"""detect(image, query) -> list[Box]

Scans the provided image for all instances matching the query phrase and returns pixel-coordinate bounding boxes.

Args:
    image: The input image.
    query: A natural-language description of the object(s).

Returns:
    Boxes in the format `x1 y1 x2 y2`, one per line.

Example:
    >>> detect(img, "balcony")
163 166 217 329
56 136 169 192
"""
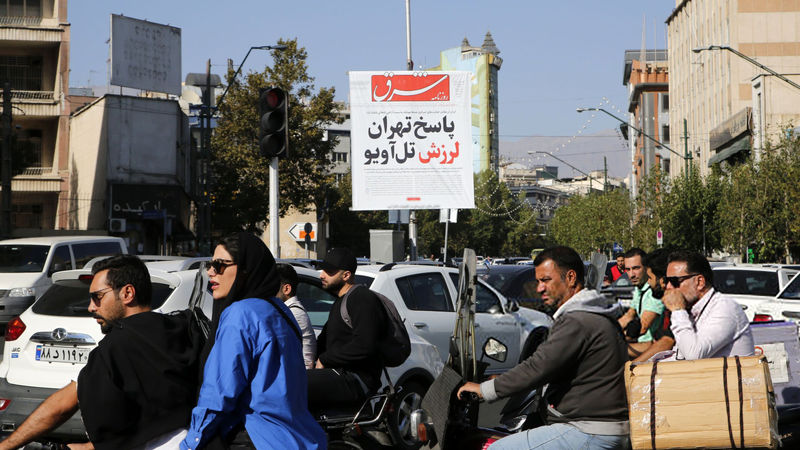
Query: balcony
0 89 59 116
6 166 61 192
0 15 63 42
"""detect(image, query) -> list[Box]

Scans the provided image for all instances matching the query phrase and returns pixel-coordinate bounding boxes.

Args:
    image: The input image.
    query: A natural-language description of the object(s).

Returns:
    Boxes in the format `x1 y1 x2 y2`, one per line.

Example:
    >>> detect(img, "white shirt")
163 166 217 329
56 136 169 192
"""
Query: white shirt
670 287 755 360
285 296 317 369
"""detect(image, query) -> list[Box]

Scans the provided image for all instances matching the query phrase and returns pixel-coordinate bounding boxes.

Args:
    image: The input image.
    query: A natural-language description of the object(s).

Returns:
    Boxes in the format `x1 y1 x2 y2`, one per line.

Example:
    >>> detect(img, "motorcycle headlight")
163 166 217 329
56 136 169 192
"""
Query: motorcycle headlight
8 287 35 297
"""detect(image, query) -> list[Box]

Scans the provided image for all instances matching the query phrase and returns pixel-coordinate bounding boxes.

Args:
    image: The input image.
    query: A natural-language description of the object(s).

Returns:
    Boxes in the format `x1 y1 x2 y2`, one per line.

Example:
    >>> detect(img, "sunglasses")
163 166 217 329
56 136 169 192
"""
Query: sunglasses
206 259 236 274
89 287 114 305
665 273 700 287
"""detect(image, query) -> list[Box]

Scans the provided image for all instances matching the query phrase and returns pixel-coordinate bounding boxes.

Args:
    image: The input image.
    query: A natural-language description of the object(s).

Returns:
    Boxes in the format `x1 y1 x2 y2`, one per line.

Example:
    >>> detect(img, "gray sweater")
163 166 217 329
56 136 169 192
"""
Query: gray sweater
480 288 629 435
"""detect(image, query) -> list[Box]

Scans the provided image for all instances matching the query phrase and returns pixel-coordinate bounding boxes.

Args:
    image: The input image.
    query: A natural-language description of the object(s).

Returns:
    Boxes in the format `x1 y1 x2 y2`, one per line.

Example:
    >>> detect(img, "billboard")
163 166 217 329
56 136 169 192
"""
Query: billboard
349 71 474 211
110 14 181 95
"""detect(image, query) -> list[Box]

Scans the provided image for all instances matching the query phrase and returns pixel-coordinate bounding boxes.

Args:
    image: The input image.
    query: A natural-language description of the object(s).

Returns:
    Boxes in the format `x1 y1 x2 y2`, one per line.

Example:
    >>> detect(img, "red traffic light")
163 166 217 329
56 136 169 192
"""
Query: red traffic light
257 87 288 158
260 88 285 112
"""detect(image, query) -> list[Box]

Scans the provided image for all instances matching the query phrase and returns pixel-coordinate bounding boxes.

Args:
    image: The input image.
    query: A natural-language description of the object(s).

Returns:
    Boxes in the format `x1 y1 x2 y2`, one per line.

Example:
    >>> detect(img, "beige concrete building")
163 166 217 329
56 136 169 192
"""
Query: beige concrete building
667 0 800 176
0 0 70 233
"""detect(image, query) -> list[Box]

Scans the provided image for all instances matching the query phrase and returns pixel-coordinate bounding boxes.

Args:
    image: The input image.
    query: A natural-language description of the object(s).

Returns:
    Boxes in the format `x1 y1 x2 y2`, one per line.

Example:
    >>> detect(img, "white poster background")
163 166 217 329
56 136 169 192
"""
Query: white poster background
349 71 474 211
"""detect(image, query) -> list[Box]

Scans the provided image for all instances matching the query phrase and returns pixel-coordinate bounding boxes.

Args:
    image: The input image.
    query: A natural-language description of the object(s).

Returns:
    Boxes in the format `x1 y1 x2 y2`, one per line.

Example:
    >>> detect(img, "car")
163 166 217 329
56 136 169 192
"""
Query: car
277 258 323 270
0 236 128 325
0 265 211 441
292 266 443 449
752 273 800 324
476 265 551 314
712 265 799 321
352 264 553 375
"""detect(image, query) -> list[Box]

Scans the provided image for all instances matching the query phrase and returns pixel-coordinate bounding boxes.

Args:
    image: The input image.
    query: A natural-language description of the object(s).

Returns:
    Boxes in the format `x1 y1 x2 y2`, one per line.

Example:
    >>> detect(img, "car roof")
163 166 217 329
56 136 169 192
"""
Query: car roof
0 236 124 245
713 265 792 273
51 267 189 288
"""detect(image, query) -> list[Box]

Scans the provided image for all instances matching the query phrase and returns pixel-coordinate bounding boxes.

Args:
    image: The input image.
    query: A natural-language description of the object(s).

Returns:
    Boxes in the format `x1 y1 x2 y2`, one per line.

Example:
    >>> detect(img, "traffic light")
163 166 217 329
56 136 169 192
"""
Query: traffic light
258 87 288 158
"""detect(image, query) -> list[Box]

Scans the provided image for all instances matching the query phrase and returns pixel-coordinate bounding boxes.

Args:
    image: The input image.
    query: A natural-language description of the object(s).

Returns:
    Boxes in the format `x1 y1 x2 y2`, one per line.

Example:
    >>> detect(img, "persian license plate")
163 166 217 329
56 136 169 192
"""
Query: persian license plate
35 345 90 364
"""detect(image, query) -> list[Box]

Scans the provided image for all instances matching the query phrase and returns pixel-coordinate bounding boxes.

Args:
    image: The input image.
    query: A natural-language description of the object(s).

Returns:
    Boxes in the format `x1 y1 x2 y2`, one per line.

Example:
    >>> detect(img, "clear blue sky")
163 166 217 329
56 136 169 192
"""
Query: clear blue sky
68 1 675 139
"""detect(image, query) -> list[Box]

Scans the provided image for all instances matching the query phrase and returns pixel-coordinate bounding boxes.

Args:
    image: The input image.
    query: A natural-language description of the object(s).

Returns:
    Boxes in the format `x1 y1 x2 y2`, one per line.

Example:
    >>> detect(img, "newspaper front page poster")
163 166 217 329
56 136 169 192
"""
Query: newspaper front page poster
349 71 475 211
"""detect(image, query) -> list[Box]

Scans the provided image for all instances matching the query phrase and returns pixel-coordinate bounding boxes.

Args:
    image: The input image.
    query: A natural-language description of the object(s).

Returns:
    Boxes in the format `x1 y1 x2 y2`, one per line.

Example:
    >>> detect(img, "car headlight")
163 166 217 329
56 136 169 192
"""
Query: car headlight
8 287 35 297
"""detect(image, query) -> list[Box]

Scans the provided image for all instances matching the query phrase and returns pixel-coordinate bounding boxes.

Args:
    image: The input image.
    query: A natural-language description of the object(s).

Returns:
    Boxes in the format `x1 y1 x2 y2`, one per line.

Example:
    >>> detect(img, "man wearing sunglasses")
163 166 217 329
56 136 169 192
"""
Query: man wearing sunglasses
0 255 203 450
660 250 754 360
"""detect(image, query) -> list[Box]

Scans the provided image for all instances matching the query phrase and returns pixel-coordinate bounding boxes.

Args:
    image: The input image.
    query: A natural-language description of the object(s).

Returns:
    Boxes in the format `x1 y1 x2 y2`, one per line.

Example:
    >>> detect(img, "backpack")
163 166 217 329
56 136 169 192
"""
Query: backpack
340 286 412 367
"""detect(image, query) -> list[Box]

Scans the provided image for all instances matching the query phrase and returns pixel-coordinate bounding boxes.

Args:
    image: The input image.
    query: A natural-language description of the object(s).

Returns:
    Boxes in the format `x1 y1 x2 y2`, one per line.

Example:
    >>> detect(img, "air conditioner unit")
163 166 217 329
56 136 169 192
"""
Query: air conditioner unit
109 218 126 233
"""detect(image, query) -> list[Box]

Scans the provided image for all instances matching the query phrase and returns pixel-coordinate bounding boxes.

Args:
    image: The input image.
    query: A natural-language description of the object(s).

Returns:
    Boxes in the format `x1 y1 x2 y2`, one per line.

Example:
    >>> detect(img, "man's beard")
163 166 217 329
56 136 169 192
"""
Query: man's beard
324 278 346 295
93 313 118 334
651 282 665 299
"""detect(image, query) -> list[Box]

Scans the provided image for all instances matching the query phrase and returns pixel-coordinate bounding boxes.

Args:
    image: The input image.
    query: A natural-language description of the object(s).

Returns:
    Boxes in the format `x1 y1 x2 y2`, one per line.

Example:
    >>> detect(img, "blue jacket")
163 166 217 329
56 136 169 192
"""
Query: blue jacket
181 298 326 450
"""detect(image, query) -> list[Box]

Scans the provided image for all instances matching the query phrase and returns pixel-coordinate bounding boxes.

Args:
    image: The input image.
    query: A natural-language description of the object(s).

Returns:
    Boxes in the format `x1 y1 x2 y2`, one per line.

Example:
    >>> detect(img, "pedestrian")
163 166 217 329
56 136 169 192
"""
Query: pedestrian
308 247 387 409
457 246 629 449
275 263 317 369
660 250 754 360
632 248 676 362
180 233 325 449
617 248 664 358
0 255 205 450
606 253 626 282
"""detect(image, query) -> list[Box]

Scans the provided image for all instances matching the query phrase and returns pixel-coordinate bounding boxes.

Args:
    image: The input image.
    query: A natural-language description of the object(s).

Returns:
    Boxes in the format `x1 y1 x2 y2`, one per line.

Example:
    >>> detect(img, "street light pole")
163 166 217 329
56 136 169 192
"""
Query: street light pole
693 45 800 92
527 150 600 193
216 44 288 107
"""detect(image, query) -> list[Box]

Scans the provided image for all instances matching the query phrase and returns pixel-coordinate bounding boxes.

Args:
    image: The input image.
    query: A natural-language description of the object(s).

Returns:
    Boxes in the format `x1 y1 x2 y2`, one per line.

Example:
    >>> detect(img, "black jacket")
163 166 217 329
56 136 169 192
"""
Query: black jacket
77 311 205 450
317 284 387 391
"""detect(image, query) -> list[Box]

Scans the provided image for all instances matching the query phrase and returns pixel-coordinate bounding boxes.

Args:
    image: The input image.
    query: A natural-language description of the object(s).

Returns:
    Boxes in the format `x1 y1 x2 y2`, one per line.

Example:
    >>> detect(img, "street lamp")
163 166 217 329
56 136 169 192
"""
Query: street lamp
692 45 800 92
216 44 288 107
576 106 692 176
527 150 600 192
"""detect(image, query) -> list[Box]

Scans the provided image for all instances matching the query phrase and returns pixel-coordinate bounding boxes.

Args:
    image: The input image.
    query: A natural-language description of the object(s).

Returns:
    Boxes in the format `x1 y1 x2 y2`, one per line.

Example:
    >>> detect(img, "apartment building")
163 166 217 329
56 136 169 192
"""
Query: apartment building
0 0 69 232
667 0 800 176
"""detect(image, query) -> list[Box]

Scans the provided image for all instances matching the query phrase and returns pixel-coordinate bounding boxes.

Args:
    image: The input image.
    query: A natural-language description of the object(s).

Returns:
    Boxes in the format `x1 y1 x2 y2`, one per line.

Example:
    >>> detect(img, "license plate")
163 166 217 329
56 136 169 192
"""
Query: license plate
35 345 90 364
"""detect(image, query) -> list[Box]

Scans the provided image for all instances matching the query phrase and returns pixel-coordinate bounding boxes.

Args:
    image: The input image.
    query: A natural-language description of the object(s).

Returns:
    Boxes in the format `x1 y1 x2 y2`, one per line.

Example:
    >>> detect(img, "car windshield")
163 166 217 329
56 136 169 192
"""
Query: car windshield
479 269 537 299
0 244 49 273
713 270 779 297
32 282 175 317
779 274 800 300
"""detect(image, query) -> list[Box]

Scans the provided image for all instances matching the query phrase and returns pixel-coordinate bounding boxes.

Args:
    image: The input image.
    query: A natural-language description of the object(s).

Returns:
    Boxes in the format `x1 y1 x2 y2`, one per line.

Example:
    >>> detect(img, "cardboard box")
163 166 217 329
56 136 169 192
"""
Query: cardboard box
625 356 779 449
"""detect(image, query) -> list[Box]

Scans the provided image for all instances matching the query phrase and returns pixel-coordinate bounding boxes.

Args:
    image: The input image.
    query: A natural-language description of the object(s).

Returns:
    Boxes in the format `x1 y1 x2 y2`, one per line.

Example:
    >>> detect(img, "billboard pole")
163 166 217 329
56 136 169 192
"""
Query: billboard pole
405 0 418 261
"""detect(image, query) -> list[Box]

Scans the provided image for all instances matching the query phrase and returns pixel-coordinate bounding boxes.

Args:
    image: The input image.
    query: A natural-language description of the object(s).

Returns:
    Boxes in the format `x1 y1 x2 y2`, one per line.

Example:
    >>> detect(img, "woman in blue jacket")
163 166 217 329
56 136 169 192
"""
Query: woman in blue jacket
181 233 326 449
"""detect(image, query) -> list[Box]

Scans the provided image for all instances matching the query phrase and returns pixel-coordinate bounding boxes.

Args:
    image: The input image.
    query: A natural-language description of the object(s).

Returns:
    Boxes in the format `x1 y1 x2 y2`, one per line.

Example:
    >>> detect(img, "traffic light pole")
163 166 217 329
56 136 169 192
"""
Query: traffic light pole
405 0 418 262
269 156 279 257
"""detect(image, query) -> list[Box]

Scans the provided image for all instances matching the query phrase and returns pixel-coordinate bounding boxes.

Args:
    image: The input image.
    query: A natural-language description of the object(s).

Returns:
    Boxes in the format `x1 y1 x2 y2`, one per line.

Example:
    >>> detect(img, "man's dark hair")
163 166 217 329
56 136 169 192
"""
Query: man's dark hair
276 263 298 296
667 250 713 285
623 247 647 262
644 248 671 279
534 246 585 286
91 254 152 307
614 252 624 260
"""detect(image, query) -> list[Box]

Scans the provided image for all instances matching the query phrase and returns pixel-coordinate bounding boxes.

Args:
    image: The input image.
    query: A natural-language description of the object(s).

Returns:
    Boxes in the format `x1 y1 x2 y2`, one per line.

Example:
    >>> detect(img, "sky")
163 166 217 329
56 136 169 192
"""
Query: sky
68 1 677 176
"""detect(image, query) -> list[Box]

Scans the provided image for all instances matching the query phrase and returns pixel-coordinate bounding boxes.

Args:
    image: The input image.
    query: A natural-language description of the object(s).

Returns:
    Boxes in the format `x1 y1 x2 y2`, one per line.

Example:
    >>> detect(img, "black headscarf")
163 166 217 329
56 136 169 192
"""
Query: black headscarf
199 232 281 371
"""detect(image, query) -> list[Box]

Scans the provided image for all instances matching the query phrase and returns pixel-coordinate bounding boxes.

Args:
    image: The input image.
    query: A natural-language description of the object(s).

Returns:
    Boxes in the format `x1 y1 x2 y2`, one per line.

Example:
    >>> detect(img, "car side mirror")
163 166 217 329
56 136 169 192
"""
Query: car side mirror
508 299 520 312
483 337 508 362
487 304 502 315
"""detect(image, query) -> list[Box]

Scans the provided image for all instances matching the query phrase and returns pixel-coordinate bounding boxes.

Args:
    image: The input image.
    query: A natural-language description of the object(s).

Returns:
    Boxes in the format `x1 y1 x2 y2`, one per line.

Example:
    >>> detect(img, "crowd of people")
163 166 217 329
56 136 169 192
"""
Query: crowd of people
0 238 756 450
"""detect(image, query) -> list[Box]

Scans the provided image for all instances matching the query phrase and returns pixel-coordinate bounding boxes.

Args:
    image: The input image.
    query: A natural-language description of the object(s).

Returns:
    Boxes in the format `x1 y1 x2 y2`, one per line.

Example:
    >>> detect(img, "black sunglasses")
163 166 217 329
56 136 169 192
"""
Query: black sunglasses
89 287 114 305
206 259 236 274
665 273 700 287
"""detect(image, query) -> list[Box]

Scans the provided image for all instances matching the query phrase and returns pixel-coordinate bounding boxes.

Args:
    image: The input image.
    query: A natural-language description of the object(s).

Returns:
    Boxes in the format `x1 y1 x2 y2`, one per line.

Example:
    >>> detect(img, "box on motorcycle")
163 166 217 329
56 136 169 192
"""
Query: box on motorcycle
625 356 779 449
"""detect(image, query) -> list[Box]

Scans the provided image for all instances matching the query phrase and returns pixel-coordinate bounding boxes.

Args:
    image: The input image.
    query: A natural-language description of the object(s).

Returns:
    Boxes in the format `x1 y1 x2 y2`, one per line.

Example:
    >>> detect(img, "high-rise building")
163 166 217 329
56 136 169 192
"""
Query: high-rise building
667 0 800 176
429 32 502 173
623 49 669 196
0 0 70 231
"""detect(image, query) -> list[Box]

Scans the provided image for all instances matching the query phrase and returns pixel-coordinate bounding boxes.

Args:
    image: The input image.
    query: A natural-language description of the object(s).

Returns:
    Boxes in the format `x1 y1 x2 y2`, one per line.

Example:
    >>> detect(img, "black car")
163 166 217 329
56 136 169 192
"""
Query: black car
477 265 554 315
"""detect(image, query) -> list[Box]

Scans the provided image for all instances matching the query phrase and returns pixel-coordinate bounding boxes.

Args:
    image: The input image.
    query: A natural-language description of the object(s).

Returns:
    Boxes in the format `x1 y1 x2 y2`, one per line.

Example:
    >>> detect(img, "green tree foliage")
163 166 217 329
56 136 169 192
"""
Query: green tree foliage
210 38 341 233
549 189 632 258
659 167 722 253
326 172 386 257
630 168 667 251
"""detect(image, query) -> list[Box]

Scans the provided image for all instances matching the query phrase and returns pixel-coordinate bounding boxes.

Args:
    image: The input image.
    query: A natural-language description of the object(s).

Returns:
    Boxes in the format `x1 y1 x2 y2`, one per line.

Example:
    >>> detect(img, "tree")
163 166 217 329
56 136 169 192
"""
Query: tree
548 189 632 258
210 38 341 233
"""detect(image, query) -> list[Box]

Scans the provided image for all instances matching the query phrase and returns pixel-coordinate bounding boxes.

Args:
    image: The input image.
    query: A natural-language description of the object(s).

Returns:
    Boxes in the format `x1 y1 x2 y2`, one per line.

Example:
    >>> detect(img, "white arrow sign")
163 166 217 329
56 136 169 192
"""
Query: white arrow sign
288 222 317 242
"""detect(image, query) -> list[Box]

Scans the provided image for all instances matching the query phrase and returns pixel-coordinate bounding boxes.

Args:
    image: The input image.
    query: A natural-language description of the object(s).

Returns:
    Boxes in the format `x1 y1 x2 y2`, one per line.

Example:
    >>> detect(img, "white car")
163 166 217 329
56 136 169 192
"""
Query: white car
752 273 800 324
352 264 553 375
0 267 211 440
712 265 798 321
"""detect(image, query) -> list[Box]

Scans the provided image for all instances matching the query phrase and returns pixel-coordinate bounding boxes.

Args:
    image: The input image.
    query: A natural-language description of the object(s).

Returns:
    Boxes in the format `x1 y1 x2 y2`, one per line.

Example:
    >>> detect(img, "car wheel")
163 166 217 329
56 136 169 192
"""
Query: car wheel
519 326 549 362
388 380 427 450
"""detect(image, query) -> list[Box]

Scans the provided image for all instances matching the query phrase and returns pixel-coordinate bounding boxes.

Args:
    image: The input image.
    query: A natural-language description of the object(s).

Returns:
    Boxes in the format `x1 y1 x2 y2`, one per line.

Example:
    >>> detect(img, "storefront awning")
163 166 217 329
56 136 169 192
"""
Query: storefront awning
708 135 750 167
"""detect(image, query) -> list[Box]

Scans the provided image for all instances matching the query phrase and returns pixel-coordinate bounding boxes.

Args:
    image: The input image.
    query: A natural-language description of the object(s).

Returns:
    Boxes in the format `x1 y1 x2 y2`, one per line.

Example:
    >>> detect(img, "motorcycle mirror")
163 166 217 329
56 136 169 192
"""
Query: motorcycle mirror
483 337 508 362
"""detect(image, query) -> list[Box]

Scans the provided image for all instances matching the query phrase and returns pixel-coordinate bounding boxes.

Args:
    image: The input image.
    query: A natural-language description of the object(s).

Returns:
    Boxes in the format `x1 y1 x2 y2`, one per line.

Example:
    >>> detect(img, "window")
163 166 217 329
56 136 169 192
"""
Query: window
661 93 669 111
713 270 779 297
449 273 503 313
32 282 174 317
16 129 42 167
1 0 41 17
296 276 338 327
71 242 125 269
662 124 670 144
48 245 73 275
0 55 42 91
396 273 453 311
332 152 348 163
0 244 48 273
